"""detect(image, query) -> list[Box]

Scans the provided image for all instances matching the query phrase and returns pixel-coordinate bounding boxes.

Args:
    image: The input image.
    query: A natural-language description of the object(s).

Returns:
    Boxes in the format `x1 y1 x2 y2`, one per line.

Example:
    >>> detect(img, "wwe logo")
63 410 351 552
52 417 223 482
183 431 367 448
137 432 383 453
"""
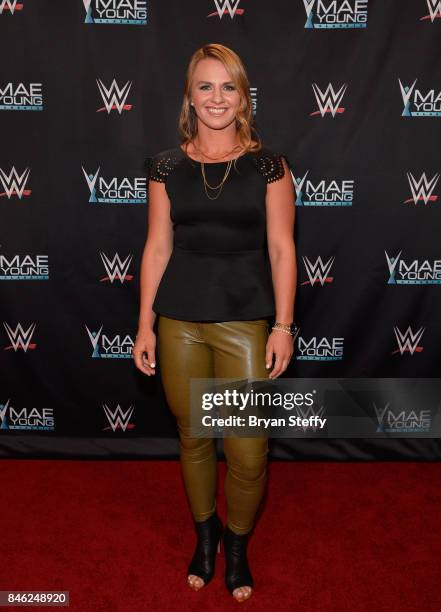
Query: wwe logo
421 0 441 21
311 82 347 117
0 167 31 199
0 0 23 14
392 326 425 355
103 403 135 432
406 172 439 205
100 252 134 283
301 255 335 286
96 78 133 114
208 0 244 18
3 322 37 351
296 404 326 432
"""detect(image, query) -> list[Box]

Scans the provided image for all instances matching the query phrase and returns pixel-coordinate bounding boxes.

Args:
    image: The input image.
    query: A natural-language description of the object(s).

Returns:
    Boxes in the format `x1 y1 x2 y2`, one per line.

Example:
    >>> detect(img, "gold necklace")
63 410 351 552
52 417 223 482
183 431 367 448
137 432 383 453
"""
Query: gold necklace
201 159 233 200
186 140 241 200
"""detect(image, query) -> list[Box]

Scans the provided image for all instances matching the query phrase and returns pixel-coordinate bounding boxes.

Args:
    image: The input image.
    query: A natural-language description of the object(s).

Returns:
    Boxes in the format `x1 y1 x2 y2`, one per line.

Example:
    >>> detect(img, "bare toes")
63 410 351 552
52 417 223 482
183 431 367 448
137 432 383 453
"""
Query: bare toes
233 586 252 600
188 574 204 590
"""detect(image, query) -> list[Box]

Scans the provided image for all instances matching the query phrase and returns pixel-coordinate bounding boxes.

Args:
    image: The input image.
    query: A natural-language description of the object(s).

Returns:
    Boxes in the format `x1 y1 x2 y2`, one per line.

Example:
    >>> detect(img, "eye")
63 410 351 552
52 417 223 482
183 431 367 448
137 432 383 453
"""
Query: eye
198 84 235 91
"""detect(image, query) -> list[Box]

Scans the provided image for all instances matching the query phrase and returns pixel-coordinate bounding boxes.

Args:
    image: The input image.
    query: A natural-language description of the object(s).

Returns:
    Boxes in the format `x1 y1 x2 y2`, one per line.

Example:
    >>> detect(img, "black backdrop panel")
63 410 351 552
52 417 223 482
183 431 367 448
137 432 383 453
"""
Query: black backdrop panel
1 1 440 459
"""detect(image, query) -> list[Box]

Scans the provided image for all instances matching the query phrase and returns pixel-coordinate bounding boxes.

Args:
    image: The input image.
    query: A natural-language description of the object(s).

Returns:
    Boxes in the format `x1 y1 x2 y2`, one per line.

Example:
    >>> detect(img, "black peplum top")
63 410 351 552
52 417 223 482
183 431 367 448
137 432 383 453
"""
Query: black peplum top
145 144 291 322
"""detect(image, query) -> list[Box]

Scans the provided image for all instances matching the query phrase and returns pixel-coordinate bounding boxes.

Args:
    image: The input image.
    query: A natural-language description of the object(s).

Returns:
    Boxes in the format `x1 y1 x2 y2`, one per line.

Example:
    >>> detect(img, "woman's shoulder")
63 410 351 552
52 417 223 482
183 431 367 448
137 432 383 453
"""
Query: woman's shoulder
250 145 291 184
145 146 185 182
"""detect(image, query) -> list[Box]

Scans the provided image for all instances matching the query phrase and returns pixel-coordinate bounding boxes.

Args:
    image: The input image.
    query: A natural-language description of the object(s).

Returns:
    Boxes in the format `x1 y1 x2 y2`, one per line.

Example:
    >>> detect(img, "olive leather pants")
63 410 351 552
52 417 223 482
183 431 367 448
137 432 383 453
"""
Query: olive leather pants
157 315 270 535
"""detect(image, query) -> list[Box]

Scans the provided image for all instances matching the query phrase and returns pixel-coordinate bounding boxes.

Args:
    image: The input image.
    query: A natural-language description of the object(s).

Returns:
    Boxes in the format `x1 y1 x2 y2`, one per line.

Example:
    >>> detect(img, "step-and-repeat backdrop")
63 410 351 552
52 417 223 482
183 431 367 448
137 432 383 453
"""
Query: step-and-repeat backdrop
1 1 440 459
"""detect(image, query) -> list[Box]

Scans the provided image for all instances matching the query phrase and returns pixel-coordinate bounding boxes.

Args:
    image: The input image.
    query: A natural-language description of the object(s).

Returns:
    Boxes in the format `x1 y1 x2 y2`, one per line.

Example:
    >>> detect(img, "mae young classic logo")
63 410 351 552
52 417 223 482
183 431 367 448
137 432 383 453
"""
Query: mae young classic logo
86 325 134 358
295 171 354 206
83 166 146 204
83 0 147 25
250 87 257 115
296 335 344 361
0 399 55 432
304 0 368 29
399 78 441 117
0 249 49 280
385 251 441 284
0 82 43 111
374 402 431 434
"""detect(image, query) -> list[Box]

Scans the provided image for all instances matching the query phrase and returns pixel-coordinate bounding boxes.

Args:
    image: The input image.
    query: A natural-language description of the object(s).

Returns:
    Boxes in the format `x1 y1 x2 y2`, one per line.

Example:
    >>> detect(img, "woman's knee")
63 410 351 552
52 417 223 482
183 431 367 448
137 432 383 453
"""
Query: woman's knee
179 435 214 456
225 439 269 481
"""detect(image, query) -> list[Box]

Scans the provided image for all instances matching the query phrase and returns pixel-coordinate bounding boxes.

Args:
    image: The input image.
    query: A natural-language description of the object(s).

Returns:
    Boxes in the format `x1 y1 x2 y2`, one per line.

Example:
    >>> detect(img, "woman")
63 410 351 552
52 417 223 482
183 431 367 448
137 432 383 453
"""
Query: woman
133 43 296 602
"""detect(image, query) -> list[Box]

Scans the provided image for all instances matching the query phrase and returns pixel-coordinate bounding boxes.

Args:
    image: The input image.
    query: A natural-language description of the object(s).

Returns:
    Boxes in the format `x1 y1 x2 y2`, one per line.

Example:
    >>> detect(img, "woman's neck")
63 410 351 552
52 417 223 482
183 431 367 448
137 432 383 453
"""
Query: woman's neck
191 137 241 158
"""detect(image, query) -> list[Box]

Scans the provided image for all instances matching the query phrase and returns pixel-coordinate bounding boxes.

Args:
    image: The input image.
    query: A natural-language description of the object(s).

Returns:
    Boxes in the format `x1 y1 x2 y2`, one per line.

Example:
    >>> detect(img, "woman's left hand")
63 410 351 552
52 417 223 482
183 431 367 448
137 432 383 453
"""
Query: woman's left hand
265 330 294 379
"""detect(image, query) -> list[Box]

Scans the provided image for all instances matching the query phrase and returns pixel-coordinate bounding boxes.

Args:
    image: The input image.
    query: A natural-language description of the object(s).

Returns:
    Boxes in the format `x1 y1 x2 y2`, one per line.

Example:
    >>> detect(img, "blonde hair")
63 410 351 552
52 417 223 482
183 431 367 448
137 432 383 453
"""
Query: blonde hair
178 43 263 158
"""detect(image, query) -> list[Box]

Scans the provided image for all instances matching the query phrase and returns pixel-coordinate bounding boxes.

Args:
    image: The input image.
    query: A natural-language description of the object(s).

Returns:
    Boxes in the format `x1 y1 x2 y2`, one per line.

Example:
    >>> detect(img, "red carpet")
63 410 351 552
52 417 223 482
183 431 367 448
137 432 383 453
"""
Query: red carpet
1 459 440 611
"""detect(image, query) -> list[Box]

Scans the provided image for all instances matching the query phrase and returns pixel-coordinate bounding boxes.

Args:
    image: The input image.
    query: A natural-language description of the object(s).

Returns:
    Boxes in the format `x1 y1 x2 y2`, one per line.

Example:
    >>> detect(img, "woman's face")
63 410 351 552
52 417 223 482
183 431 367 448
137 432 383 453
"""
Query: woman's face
190 57 241 132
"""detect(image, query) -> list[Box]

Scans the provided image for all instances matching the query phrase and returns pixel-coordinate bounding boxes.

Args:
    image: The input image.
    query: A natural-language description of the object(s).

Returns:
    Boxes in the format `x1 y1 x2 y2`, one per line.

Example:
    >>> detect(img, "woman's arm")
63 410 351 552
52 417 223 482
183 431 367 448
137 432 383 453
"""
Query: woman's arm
265 156 297 378
266 156 297 325
134 179 173 376
138 180 173 334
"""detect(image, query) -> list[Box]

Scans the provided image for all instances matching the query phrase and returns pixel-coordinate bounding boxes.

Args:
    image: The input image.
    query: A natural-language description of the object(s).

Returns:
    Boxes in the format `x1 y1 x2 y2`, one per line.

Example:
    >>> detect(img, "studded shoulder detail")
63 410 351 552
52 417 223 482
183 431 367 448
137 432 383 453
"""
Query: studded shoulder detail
252 148 287 184
145 148 184 183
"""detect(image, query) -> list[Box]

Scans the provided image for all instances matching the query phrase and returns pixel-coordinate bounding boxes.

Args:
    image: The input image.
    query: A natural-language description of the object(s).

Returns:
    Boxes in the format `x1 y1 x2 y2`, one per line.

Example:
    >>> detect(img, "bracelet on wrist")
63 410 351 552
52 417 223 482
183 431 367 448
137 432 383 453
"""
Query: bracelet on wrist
271 321 299 336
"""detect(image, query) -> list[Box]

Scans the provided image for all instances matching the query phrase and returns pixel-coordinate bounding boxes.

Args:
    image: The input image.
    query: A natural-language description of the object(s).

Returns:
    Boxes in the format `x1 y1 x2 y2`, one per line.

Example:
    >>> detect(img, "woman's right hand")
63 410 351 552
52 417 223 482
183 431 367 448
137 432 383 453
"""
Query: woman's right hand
133 329 157 376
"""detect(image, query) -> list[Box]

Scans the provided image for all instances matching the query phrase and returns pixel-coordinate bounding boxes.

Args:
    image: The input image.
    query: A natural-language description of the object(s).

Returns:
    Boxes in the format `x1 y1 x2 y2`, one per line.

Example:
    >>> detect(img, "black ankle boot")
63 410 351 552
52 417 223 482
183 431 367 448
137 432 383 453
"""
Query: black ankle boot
223 525 254 595
187 512 223 587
